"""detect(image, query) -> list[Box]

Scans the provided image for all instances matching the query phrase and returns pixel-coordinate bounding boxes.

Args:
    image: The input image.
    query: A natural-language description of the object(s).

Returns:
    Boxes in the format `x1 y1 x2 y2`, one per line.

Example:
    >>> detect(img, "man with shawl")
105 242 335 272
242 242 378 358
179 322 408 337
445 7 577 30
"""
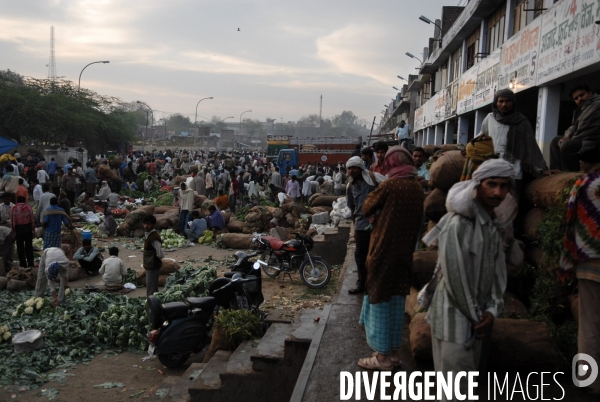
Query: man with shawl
559 147 600 396
480 89 553 193
424 159 521 394
356 147 424 369
550 84 600 172
345 156 380 295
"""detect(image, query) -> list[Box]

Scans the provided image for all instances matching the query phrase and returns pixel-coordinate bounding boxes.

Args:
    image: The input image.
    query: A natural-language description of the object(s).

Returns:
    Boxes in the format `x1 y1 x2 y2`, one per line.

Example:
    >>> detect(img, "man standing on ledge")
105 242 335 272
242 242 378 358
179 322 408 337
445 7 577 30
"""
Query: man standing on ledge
480 89 554 194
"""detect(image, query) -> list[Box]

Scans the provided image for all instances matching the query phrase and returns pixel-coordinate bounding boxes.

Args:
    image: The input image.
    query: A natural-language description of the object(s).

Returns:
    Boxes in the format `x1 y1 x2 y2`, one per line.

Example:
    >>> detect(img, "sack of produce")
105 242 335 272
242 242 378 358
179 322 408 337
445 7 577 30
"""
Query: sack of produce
429 150 465 192
424 188 447 223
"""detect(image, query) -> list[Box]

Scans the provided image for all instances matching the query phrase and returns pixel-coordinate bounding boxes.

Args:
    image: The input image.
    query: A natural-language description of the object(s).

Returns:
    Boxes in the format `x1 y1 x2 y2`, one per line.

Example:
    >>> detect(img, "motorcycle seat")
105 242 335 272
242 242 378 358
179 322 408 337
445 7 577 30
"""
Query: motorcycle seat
186 296 216 309
162 302 189 321
262 236 285 250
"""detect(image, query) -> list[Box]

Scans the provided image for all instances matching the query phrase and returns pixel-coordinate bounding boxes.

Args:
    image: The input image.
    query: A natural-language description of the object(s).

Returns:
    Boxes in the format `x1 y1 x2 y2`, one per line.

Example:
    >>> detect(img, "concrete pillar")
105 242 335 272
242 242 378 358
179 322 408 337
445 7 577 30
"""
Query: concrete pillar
445 119 456 144
434 124 444 145
479 19 488 56
461 40 468 74
536 85 561 162
427 126 435 145
416 131 422 147
475 110 487 136
458 115 470 145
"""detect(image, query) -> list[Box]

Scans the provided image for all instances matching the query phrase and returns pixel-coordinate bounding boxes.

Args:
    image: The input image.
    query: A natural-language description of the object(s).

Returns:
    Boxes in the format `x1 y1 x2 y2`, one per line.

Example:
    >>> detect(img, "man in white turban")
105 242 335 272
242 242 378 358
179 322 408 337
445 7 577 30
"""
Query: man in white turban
345 156 385 294
423 159 523 399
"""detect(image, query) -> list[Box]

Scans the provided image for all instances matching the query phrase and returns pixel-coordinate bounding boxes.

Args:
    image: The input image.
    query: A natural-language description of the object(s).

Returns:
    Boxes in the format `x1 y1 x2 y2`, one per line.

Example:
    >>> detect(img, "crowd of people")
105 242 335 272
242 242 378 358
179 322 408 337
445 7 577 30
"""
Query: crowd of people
9 85 600 394
346 86 600 397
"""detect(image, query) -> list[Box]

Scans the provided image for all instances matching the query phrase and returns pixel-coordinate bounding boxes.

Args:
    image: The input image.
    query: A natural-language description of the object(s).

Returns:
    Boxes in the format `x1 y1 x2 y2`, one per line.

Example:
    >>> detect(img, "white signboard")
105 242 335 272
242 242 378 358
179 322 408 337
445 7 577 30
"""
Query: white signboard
456 64 478 115
572 0 600 72
474 50 502 108
499 17 541 93
414 101 427 132
537 0 579 85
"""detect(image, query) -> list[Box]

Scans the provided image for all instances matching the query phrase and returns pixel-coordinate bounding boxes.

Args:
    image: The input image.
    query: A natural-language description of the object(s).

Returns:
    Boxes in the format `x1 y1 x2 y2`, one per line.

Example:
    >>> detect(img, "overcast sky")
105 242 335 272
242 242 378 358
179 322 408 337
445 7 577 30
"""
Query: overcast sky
1 0 452 124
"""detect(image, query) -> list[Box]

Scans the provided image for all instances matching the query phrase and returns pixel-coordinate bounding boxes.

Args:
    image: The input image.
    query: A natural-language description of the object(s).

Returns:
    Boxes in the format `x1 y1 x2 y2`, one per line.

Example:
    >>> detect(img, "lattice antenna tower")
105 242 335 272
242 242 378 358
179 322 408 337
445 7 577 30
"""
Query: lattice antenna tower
48 26 57 80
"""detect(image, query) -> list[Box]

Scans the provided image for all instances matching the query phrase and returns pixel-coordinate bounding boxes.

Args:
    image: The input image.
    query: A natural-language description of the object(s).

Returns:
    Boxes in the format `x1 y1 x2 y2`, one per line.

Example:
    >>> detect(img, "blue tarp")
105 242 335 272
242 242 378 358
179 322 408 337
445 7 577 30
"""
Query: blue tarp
0 137 18 155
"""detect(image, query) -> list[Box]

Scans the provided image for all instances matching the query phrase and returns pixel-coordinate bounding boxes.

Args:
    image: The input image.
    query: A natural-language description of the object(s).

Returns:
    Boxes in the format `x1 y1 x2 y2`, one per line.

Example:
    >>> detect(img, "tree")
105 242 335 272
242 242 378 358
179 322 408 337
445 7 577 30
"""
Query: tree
165 114 193 135
242 118 266 140
0 71 136 152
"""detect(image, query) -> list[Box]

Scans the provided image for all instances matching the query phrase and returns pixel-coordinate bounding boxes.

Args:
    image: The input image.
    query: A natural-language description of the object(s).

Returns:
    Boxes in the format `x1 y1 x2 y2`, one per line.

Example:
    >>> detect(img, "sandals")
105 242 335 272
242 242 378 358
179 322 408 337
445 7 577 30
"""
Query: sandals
357 355 394 370
372 352 401 367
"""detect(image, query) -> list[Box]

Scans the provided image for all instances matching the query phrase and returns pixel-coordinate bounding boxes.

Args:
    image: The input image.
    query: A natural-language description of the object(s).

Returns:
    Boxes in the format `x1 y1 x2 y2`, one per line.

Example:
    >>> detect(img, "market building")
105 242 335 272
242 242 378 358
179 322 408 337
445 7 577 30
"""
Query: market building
380 0 600 160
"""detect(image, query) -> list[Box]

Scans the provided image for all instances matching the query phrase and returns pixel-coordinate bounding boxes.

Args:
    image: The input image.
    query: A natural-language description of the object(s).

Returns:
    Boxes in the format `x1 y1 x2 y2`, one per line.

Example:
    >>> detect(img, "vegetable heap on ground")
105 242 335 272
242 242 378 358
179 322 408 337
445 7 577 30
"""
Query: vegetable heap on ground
0 263 217 386
161 229 188 249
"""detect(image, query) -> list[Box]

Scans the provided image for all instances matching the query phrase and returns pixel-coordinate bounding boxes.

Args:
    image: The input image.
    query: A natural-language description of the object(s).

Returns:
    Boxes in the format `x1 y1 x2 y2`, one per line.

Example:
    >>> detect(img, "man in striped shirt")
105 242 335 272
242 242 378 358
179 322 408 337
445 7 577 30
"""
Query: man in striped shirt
424 159 520 395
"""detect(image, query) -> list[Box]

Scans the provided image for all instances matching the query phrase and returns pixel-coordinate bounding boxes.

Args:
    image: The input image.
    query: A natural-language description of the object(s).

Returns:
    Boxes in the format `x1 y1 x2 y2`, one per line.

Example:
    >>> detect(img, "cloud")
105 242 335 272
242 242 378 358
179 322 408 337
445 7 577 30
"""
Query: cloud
316 24 395 84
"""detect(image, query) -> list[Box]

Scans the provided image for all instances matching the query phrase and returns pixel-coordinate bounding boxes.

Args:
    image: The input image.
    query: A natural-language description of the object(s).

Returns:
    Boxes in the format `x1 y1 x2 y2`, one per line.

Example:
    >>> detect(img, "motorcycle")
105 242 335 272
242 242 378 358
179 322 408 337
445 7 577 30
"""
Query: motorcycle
146 261 264 368
253 232 331 289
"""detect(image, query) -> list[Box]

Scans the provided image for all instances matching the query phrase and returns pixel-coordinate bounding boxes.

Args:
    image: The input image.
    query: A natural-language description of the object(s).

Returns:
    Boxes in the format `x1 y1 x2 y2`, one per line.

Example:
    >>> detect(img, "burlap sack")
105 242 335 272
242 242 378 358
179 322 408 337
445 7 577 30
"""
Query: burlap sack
429 150 466 192
226 220 244 233
523 208 548 242
7 279 29 291
525 172 583 209
98 165 119 181
159 258 180 275
423 188 447 223
412 251 438 289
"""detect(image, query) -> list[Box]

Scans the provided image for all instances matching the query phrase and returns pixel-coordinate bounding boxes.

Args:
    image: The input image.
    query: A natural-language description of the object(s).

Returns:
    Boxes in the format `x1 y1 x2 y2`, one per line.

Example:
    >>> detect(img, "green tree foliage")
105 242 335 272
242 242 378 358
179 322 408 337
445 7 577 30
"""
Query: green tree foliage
166 114 193 135
0 71 136 150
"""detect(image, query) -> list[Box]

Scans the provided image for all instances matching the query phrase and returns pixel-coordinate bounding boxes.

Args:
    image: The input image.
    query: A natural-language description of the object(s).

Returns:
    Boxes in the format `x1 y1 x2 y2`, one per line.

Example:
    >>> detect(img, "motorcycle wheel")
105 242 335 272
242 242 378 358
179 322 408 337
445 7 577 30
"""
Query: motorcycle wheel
158 352 191 369
300 258 331 289
261 250 280 278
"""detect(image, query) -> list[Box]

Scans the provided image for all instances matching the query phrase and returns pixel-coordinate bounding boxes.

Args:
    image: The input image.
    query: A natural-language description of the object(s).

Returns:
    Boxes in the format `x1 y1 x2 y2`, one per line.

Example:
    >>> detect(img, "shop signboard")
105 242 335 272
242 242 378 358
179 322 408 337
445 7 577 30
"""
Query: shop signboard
433 88 448 125
456 64 478 115
537 0 580 85
414 103 426 132
572 0 600 72
474 50 501 108
499 17 541 92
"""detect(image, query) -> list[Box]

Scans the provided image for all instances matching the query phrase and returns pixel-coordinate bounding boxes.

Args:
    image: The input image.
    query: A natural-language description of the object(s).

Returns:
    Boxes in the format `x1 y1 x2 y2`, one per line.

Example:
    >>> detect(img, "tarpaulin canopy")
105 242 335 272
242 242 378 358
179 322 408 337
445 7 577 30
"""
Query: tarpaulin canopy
0 137 18 155
237 142 252 148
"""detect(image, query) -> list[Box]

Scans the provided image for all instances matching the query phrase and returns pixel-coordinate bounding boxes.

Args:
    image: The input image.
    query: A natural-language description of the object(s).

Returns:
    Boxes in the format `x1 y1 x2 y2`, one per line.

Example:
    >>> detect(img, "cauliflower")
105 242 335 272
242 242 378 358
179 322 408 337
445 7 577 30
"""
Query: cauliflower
36 300 44 310
34 297 43 304
12 311 17 317
0 326 4 335
24 298 35 307
64 288 70 296
3 331 11 340
24 307 34 315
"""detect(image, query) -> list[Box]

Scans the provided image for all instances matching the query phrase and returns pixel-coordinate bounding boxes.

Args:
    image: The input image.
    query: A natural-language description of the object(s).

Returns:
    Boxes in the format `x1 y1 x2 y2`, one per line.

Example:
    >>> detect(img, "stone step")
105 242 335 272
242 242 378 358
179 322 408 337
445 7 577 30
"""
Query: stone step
188 350 233 396
224 340 257 377
251 323 292 369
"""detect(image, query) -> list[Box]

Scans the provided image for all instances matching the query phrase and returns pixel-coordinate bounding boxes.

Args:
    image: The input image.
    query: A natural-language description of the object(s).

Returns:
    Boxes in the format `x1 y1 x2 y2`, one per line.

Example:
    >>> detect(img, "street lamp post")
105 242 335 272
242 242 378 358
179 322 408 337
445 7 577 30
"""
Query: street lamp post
137 101 153 153
397 75 407 81
78 61 110 90
221 116 234 123
405 52 422 64
239 110 252 147
193 97 213 151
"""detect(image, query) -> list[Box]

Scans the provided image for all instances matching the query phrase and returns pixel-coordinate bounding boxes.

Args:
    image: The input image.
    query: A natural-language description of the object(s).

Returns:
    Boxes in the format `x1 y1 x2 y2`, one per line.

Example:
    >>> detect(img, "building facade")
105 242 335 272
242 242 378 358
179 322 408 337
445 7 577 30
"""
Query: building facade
380 0 600 161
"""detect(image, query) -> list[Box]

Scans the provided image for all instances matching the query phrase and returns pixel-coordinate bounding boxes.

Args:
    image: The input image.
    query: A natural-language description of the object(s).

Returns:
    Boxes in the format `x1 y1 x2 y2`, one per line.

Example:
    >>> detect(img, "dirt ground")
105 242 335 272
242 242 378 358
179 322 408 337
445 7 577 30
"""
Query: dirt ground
0 238 341 402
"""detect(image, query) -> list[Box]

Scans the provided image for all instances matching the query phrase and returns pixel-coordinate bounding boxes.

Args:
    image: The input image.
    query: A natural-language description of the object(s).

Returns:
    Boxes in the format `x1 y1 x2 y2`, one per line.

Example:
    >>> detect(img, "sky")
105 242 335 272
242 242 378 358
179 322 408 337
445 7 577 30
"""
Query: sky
0 0 452 125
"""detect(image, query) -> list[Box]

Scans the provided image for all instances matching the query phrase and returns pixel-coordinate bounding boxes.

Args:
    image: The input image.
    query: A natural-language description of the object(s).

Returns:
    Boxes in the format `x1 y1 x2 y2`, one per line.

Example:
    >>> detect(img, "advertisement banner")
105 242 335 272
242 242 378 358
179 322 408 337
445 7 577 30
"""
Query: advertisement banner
499 17 541 92
537 0 579 85
456 65 478 115
414 102 426 132
433 88 448 125
474 50 502 108
572 0 600 72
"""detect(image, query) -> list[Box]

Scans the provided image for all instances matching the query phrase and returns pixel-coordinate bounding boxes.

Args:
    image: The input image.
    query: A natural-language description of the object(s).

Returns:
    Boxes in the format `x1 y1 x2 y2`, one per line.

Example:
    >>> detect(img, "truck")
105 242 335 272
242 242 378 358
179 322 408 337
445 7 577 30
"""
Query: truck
273 136 362 174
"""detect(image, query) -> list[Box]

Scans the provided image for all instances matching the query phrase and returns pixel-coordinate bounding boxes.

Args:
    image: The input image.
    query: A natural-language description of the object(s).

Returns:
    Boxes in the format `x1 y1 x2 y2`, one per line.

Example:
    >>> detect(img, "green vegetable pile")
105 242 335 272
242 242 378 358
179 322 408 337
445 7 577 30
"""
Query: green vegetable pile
155 192 175 207
157 263 217 303
160 229 188 249
234 206 250 222
121 268 138 285
214 309 262 349
0 262 218 386
32 238 43 250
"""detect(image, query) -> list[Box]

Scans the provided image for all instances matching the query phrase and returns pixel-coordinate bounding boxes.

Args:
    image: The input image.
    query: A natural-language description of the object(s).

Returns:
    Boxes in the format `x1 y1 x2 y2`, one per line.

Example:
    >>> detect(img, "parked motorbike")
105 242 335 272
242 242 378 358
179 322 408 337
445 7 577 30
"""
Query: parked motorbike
253 232 331 289
146 262 264 368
